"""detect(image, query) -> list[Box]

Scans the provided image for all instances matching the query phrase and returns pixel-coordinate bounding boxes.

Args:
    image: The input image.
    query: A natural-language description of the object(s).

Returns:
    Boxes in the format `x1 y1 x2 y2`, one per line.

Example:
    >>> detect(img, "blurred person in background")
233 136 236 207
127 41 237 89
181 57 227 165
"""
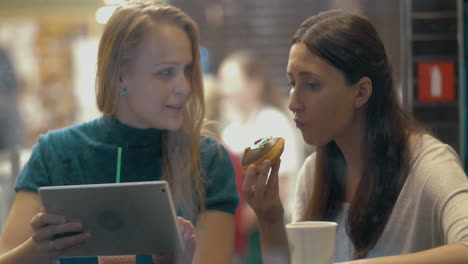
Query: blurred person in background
0 48 25 151
217 50 304 264
0 1 238 264
204 74 248 264
243 10 468 264
0 47 26 237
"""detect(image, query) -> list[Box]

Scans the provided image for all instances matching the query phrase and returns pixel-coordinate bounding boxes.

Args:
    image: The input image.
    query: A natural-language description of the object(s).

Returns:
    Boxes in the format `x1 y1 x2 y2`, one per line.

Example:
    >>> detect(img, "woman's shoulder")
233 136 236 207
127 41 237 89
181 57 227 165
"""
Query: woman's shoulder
408 133 465 186
297 151 316 180
200 135 230 160
291 151 317 221
36 117 104 151
198 135 239 214
199 135 236 174
410 133 462 167
294 151 317 193
304 151 316 164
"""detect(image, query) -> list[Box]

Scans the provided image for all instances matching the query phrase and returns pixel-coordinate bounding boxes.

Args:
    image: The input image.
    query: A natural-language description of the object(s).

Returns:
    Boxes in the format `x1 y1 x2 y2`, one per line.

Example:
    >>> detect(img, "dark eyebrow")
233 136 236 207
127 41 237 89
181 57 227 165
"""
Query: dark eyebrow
286 71 320 78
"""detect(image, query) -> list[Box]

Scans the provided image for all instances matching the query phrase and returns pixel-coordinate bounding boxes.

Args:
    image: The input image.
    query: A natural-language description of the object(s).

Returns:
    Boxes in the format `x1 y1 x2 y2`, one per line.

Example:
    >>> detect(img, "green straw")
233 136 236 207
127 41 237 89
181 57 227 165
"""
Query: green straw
116 147 122 183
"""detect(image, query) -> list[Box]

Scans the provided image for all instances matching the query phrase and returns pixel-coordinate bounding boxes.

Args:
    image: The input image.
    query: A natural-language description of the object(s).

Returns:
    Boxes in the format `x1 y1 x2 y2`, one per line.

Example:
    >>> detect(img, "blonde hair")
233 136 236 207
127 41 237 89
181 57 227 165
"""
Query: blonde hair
96 0 205 219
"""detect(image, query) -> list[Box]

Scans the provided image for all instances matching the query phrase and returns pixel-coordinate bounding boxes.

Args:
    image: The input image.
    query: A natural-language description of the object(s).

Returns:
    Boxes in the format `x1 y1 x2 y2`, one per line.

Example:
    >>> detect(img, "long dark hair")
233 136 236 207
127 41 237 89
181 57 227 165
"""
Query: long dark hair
295 10 413 258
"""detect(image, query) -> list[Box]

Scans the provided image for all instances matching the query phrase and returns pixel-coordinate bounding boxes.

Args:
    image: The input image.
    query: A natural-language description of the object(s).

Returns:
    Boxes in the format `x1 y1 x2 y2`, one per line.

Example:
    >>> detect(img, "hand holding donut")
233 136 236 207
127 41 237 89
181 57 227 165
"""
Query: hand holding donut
241 137 285 172
242 137 285 224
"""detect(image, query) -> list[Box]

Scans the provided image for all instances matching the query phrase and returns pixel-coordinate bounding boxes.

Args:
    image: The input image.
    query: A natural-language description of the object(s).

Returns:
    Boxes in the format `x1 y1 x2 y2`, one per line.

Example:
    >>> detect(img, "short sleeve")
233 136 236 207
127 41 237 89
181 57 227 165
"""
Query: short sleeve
200 137 239 215
15 134 51 192
442 188 468 246
419 143 468 246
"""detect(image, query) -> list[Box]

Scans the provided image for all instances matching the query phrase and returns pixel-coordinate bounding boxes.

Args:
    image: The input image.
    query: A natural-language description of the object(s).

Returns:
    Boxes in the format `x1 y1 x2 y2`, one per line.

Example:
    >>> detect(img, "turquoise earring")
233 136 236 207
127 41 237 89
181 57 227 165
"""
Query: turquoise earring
119 80 127 96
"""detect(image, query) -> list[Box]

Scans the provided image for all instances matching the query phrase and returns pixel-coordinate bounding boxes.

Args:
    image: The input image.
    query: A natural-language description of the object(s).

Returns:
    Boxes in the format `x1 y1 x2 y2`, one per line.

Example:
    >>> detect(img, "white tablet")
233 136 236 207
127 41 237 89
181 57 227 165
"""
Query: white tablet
38 181 183 257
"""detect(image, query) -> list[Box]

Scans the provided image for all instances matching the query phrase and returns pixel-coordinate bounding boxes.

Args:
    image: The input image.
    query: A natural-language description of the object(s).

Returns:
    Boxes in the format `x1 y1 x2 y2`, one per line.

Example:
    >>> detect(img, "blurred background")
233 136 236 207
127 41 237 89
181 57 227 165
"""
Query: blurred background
0 0 407 147
0 0 466 263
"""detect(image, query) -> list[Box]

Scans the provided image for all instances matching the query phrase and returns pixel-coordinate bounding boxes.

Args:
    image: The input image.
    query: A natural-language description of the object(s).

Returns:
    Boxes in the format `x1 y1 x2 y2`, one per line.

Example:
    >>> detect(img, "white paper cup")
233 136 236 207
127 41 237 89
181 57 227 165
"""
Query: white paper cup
286 221 337 264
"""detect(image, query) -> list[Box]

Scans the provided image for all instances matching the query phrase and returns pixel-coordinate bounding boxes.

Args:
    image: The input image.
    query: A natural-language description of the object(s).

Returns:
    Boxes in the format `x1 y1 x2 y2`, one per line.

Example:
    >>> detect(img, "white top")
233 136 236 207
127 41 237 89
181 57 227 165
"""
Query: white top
292 134 468 261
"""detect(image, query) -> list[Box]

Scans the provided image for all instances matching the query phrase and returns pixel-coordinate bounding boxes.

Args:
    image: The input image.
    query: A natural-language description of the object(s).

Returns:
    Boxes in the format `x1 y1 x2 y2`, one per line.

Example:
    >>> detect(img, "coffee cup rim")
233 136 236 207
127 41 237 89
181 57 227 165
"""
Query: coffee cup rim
286 221 337 229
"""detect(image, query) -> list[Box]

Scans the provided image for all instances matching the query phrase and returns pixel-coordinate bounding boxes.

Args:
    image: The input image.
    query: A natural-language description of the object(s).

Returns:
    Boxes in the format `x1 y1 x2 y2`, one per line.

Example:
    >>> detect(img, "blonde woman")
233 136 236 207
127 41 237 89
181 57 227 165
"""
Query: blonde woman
0 1 238 264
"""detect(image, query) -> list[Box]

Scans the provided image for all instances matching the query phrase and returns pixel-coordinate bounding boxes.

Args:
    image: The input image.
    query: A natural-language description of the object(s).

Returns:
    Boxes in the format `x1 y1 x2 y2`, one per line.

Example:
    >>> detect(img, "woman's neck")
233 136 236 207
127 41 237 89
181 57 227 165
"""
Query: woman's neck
334 113 366 202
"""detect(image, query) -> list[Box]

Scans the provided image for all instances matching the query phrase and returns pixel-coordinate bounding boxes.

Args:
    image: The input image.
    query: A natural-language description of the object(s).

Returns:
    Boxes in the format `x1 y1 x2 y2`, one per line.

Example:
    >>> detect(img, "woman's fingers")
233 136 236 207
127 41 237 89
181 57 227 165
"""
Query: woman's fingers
186 234 196 253
184 219 196 240
174 217 196 264
177 216 196 252
50 232 91 251
177 217 196 236
30 211 91 259
266 159 281 194
32 221 84 243
30 212 67 230
255 160 272 195
243 159 279 201
242 164 258 195
242 160 272 196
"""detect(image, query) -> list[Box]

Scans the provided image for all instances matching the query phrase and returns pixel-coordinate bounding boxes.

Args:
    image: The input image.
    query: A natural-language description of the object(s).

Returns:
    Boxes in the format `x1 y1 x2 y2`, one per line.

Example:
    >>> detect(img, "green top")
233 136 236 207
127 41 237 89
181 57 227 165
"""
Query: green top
15 116 239 264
